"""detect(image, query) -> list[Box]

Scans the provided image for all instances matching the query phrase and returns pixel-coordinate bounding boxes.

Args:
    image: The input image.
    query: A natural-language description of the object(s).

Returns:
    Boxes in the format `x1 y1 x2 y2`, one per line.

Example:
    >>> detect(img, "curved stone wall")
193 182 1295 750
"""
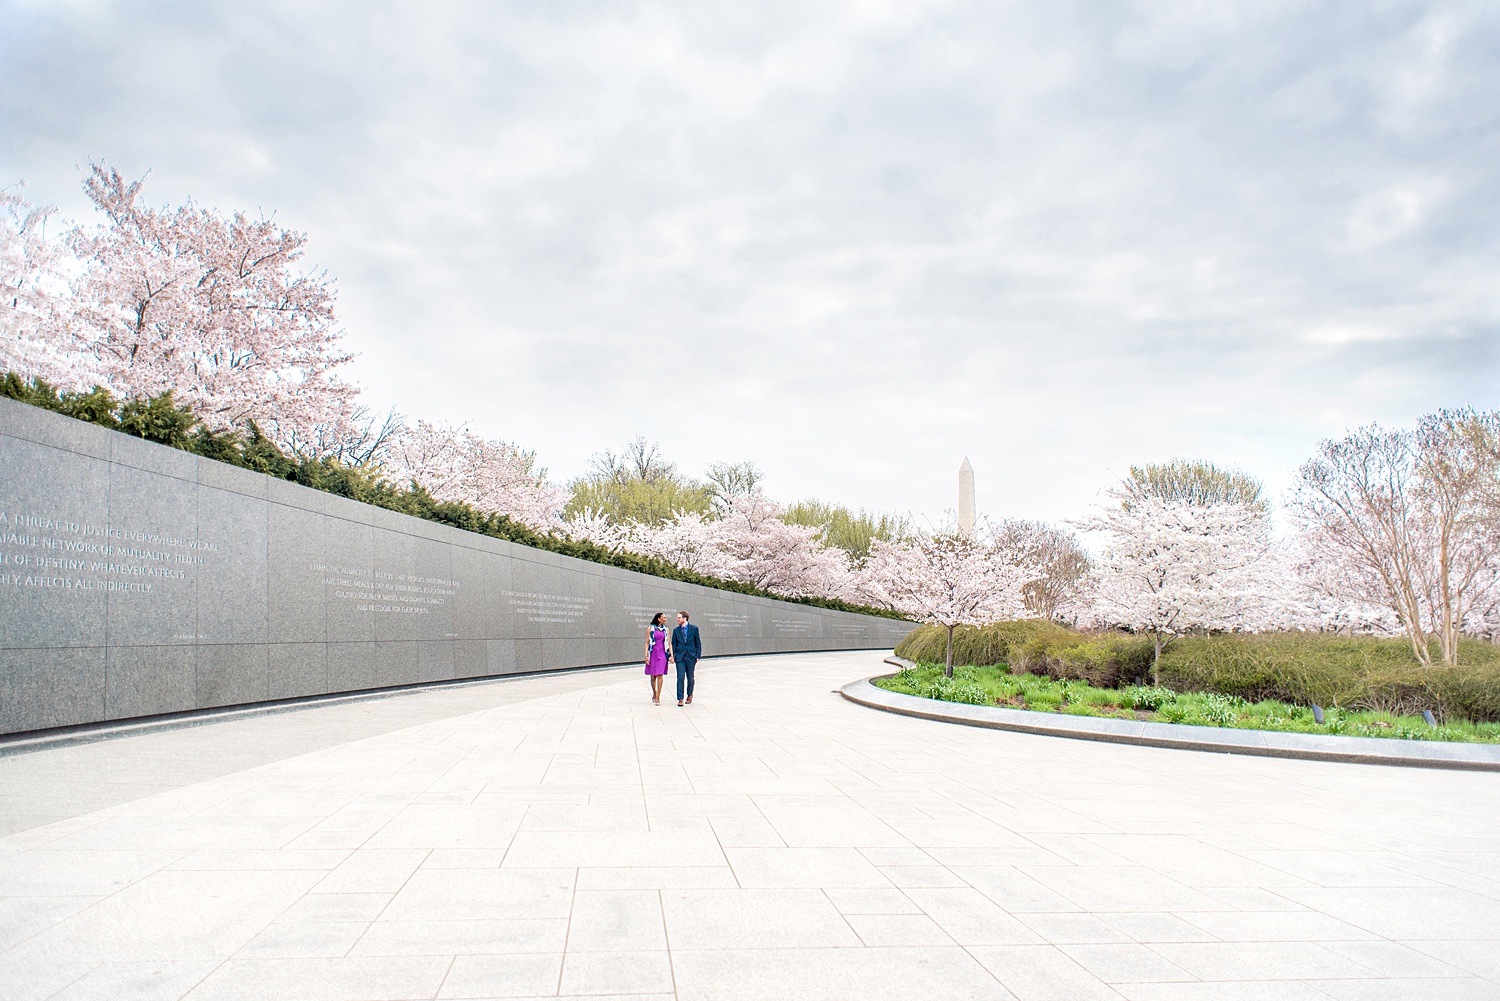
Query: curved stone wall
0 398 912 736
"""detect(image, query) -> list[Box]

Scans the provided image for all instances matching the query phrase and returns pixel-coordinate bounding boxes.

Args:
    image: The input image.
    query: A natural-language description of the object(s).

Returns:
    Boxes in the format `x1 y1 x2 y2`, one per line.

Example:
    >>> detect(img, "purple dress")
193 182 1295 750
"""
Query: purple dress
645 626 669 676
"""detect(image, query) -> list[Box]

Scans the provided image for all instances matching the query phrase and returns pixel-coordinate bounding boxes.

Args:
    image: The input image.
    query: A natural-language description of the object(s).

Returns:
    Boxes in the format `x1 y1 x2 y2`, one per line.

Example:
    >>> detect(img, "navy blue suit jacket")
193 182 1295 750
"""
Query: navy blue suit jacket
672 623 702 666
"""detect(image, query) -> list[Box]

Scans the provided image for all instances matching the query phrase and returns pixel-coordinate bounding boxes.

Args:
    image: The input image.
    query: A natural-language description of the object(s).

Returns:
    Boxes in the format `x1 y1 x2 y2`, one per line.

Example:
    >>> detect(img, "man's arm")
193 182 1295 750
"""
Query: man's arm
692 625 703 660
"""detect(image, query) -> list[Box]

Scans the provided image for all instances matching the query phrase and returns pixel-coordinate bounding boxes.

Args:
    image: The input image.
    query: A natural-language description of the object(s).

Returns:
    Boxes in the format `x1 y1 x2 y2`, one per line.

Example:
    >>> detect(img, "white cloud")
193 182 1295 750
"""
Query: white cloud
2 0 1497 526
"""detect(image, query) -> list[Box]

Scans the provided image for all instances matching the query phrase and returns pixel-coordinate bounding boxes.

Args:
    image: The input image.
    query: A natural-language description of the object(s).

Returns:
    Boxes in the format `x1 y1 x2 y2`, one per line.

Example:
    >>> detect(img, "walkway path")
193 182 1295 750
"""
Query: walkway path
0 666 637 837
2 651 1498 1000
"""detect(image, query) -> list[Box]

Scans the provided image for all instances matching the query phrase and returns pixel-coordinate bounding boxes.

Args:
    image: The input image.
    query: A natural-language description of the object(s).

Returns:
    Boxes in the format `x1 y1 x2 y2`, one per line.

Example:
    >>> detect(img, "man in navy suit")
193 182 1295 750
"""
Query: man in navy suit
672 610 702 706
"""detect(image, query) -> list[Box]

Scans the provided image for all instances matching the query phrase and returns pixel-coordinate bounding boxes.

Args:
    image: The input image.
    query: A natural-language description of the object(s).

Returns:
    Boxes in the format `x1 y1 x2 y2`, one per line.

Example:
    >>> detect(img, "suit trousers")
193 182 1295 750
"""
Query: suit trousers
675 660 696 702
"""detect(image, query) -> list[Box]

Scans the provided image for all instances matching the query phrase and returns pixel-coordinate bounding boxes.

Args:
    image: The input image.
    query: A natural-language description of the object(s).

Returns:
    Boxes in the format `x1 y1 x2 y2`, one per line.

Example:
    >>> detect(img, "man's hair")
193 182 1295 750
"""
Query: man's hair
678 611 690 621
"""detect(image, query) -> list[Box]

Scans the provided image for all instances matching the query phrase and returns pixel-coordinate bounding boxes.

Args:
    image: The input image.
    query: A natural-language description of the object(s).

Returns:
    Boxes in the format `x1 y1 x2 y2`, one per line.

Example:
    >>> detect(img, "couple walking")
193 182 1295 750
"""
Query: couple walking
644 611 701 707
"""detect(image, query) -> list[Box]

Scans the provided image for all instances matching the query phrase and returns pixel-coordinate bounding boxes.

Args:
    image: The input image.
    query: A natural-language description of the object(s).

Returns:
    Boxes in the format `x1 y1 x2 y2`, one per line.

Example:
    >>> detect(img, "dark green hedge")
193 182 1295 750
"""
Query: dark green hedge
1 374 906 620
894 621 1500 722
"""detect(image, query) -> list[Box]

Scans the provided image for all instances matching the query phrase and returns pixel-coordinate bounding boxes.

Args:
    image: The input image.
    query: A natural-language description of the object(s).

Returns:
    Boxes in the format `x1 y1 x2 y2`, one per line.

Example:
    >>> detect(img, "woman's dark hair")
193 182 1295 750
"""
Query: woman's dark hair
650 612 665 627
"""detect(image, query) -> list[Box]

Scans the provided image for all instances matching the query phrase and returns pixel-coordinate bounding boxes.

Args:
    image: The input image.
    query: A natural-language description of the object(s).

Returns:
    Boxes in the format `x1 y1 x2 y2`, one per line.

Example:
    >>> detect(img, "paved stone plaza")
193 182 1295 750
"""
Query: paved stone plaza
2 650 1499 1000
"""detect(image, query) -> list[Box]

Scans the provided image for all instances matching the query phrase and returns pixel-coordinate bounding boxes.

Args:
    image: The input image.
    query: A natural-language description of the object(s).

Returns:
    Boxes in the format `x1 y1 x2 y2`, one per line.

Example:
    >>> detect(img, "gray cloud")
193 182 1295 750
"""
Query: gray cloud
3 0 1497 524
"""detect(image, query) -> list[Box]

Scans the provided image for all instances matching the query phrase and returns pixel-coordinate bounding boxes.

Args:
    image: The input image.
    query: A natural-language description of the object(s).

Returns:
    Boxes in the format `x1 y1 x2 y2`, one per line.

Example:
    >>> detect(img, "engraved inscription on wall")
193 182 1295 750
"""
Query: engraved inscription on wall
313 562 460 615
703 611 750 634
0 509 218 595
621 603 668 627
505 590 593 624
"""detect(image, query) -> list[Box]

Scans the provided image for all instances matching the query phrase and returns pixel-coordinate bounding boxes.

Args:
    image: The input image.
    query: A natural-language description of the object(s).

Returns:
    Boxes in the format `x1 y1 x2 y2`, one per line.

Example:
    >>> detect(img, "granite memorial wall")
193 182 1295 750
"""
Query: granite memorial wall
0 397 913 736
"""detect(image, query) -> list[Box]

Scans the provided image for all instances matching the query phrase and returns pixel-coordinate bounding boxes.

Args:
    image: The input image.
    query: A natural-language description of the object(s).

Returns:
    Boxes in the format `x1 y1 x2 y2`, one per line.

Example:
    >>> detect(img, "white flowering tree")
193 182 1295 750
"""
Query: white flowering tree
384 420 566 532
624 512 733 576
1278 540 1404 636
560 508 625 548
59 164 364 454
0 185 75 385
1081 462 1276 682
862 525 1023 677
565 490 855 601
711 492 850 599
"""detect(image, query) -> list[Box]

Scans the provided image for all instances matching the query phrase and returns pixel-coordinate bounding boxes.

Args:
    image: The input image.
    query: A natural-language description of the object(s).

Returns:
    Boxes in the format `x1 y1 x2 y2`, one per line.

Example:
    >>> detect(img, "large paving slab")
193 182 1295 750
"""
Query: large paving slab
1 650 1497 1000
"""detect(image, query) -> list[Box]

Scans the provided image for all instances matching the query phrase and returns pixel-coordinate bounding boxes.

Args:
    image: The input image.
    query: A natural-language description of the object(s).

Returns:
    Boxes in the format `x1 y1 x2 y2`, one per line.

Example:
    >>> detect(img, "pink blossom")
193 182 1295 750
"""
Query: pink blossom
0 185 78 386
385 420 566 531
859 524 1025 674
1080 490 1276 671
64 165 361 454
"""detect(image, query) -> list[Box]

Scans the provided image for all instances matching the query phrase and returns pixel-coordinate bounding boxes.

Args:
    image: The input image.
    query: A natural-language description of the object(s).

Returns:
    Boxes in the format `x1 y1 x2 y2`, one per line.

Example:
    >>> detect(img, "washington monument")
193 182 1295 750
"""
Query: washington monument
958 457 975 535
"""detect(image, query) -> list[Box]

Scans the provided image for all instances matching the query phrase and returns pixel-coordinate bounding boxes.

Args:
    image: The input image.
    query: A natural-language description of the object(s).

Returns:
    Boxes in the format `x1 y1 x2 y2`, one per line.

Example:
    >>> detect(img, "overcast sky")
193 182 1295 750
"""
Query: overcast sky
3 0 1497 527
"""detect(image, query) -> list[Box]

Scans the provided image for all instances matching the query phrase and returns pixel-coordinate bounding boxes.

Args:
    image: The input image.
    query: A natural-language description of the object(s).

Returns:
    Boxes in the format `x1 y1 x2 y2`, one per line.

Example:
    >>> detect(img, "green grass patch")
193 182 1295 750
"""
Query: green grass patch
874 662 1500 744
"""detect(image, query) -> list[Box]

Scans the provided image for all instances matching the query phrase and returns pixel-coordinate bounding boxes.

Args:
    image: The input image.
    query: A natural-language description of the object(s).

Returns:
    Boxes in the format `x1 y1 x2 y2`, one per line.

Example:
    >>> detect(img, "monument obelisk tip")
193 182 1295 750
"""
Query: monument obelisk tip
958 457 975 535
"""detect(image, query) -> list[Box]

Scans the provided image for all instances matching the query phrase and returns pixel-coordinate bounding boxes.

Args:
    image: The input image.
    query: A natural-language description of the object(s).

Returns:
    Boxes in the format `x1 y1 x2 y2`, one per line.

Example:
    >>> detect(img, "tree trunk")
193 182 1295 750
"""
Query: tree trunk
945 624 956 679
1152 632 1163 687
1402 619 1432 667
1438 520 1458 666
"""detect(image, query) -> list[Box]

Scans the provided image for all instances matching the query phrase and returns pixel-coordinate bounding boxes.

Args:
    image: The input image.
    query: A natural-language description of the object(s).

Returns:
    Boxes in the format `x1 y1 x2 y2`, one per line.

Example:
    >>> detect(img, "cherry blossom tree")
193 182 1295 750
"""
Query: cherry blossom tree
861 525 1024 677
567 489 855 601
711 492 851 599
384 420 565 531
619 512 732 577
64 164 361 453
562 508 629 550
0 185 78 386
1081 463 1276 681
617 492 849 599
1279 541 1404 636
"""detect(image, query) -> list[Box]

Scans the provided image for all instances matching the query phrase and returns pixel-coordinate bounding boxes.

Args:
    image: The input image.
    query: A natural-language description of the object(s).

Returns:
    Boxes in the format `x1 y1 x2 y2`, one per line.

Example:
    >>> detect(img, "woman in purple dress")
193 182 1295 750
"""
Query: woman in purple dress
644 612 671 705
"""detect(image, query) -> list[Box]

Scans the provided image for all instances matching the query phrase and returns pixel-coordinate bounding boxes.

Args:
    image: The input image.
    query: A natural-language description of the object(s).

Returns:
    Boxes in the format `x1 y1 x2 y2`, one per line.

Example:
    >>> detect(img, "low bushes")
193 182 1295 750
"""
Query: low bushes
895 621 1153 688
1157 633 1500 724
894 622 1500 722
895 620 1074 671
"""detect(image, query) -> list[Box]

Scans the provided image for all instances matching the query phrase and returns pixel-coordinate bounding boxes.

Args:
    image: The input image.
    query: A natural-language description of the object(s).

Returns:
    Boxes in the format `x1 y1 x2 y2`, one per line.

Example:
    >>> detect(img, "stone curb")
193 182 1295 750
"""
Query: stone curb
838 658 1500 772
